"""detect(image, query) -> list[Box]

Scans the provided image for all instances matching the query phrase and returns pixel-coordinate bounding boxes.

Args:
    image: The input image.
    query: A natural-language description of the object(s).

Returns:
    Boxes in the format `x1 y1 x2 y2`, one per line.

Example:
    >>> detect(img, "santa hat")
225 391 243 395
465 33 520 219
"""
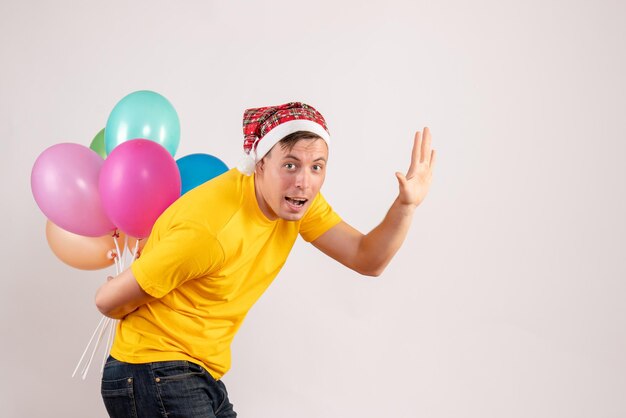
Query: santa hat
237 102 330 175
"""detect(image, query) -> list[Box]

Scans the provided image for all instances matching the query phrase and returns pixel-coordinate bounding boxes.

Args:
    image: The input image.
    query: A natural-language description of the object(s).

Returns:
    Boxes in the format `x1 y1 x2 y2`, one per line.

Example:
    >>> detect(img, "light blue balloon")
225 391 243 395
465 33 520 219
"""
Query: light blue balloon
176 153 229 194
105 90 180 156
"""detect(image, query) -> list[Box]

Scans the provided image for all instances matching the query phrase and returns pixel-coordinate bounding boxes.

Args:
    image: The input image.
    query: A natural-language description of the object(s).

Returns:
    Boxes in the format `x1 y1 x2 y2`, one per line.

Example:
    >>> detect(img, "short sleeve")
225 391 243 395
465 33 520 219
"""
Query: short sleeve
299 193 342 242
130 221 225 298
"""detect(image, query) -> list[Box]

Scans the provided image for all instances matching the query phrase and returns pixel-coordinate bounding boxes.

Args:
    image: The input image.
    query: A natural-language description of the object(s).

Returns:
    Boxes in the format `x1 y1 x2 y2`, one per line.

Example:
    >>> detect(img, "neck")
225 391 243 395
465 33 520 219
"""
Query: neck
253 174 277 221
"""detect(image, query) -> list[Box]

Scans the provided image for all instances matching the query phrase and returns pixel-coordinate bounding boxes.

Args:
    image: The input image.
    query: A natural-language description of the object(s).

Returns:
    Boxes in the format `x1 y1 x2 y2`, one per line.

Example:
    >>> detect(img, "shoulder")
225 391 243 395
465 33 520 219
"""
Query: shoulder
299 192 342 242
160 169 245 231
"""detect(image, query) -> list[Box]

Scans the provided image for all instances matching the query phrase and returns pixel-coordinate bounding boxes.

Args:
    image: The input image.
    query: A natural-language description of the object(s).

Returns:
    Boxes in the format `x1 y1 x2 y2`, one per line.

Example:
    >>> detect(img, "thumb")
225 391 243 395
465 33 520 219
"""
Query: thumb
395 172 407 187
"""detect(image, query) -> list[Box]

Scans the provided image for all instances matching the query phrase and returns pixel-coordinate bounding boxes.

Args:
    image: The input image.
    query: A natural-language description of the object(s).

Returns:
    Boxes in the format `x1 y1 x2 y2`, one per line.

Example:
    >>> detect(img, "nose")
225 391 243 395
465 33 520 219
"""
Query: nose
295 169 311 190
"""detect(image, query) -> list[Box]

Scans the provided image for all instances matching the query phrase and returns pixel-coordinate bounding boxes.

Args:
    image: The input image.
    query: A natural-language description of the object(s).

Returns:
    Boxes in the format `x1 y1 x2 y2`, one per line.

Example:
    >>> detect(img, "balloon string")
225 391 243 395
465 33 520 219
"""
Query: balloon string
112 232 122 275
72 315 106 378
131 239 140 261
101 318 117 374
121 235 129 270
73 233 127 380
81 317 111 380
73 233 138 380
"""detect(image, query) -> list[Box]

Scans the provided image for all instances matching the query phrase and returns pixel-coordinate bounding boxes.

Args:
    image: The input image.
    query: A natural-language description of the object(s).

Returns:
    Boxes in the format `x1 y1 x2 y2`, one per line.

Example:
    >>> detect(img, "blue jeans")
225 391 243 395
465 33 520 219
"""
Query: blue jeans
101 356 237 418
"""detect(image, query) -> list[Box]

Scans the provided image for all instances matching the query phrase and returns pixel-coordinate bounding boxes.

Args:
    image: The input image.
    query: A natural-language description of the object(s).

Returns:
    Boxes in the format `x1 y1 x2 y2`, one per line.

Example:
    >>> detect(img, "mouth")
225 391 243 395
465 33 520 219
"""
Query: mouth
284 196 308 209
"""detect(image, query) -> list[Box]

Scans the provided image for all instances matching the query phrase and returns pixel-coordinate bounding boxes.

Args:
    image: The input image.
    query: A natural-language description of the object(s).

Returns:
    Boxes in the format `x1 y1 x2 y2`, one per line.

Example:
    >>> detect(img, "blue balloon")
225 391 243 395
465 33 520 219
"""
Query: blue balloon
176 153 229 194
105 90 180 156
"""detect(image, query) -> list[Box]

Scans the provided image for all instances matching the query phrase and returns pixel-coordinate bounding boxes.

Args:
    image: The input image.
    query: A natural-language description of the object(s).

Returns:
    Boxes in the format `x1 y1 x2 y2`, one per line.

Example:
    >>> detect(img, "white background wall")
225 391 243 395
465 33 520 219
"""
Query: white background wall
1 0 625 417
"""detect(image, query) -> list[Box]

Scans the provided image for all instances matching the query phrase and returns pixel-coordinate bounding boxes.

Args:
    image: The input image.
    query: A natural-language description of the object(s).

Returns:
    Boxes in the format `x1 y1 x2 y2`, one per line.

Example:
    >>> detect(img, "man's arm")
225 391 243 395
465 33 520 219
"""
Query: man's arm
95 268 155 319
312 128 436 276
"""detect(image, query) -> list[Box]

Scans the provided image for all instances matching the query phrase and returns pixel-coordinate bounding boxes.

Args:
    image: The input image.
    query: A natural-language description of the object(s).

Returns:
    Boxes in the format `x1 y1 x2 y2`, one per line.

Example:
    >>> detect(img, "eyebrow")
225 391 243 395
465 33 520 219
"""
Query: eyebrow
283 154 327 163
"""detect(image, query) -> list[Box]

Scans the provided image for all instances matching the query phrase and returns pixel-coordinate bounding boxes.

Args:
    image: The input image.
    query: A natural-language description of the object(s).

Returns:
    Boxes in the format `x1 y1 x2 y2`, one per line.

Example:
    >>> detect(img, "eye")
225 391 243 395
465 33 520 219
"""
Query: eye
284 163 296 170
312 164 324 172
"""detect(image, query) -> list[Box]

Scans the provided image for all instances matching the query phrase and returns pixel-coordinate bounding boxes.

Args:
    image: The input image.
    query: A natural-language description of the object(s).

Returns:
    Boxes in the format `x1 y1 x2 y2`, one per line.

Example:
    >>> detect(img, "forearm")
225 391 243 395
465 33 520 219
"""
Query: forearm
356 197 416 276
313 128 434 276
95 291 141 320
95 268 154 319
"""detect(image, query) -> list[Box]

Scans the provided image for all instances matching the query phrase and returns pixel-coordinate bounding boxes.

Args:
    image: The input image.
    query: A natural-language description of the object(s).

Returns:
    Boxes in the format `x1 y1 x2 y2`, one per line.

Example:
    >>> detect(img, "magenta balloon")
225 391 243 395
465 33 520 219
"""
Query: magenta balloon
99 139 181 238
31 143 115 237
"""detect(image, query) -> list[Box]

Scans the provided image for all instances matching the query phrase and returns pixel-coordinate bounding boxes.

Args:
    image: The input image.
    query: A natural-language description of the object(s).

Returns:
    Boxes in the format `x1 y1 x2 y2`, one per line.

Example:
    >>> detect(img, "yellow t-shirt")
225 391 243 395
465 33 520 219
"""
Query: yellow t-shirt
110 168 341 379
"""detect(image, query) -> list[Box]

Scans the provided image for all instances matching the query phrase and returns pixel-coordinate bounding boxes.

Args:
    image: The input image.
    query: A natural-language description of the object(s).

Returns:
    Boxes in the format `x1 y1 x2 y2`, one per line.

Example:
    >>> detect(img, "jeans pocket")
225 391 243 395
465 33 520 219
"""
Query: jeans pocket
153 362 214 416
152 361 198 380
101 377 138 418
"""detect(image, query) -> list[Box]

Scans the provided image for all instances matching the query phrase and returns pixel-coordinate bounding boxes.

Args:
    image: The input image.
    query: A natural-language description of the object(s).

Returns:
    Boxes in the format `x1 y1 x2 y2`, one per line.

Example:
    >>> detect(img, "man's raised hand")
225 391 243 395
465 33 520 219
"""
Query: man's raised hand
395 127 436 208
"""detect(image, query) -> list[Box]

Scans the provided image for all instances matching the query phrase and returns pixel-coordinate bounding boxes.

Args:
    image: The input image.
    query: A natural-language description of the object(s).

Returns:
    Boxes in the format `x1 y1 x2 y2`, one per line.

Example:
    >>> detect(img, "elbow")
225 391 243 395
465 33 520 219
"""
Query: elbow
362 269 384 277
351 248 389 277
94 291 110 317
95 287 142 320
95 288 117 318
355 264 386 277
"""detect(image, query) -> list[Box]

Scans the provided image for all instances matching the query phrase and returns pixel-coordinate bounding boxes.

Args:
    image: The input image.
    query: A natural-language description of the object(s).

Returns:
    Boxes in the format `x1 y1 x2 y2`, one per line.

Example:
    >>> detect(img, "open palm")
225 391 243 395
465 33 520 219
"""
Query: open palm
395 127 436 207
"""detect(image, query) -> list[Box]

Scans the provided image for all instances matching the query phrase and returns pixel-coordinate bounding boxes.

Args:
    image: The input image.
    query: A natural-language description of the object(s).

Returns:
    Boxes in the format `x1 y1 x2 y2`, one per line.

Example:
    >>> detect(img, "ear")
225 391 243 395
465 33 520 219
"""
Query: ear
255 158 265 174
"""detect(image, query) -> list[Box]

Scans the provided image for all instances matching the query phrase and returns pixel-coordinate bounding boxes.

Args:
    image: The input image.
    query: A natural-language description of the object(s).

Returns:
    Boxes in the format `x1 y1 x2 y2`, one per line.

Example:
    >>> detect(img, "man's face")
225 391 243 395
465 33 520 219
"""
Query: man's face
254 138 328 221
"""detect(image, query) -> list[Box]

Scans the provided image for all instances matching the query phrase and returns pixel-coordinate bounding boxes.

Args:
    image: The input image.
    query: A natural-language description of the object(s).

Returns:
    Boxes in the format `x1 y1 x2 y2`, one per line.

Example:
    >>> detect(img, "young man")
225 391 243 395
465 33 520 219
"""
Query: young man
95 102 436 418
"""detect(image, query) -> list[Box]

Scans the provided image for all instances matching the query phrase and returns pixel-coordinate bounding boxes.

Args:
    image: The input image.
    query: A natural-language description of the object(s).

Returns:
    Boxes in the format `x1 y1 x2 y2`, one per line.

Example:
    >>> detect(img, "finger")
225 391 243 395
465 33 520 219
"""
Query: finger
421 127 432 164
429 149 437 172
408 131 422 175
395 171 407 188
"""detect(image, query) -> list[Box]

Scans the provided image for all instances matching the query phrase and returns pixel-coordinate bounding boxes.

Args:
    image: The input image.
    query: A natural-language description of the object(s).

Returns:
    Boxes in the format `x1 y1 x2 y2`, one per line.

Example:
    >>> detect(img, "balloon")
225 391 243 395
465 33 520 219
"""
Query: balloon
127 235 148 258
46 220 120 270
105 90 180 156
45 221 147 270
99 139 181 238
89 128 107 158
31 143 115 237
176 153 229 194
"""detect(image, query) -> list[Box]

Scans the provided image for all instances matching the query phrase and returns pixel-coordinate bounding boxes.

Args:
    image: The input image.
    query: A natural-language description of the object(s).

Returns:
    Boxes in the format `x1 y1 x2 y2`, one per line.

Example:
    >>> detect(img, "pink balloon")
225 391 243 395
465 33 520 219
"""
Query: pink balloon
99 139 181 238
31 143 115 237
